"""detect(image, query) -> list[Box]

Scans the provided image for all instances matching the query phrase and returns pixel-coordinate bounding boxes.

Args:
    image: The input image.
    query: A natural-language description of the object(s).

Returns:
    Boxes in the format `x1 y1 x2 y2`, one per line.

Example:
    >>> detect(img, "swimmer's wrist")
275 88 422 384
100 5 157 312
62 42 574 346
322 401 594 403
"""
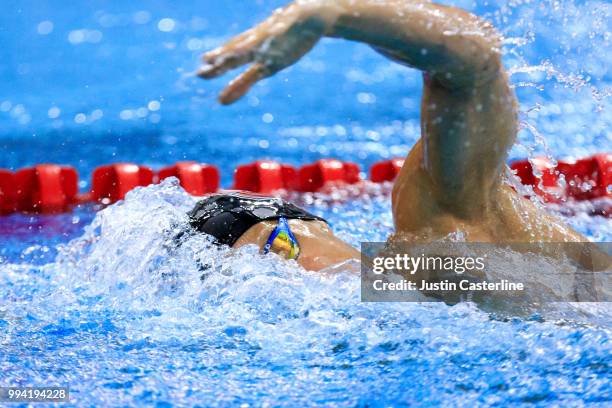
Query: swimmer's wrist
295 0 345 34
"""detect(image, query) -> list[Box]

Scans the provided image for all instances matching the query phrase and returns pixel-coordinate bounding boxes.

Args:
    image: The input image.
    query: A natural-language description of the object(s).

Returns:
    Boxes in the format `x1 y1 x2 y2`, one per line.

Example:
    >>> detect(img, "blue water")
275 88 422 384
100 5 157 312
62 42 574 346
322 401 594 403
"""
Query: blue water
0 0 611 406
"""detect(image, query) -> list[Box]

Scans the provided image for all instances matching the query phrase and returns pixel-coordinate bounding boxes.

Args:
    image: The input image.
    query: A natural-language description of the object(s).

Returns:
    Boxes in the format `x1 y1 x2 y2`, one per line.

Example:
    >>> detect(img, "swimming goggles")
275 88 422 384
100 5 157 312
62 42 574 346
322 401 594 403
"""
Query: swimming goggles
263 217 300 260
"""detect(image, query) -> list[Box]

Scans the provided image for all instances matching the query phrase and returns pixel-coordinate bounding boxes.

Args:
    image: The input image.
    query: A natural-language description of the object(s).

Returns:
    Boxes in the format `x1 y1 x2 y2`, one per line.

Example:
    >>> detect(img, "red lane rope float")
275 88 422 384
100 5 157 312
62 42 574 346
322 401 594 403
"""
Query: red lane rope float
510 153 612 203
510 157 562 203
11 165 78 213
370 158 405 183
558 154 612 200
159 161 219 196
297 159 360 192
234 160 297 193
0 154 609 216
233 159 360 193
0 169 17 214
89 163 154 204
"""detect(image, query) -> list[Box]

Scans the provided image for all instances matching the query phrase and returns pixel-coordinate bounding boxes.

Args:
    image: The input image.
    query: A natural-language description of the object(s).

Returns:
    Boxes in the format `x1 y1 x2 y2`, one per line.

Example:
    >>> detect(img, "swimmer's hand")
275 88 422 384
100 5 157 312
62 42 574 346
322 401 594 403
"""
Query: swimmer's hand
198 2 337 104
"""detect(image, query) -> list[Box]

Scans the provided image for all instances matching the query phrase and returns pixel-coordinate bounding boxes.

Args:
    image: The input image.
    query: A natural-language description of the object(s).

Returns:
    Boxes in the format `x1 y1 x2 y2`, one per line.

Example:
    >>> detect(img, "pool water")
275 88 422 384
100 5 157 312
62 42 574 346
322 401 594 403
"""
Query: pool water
1 0 611 406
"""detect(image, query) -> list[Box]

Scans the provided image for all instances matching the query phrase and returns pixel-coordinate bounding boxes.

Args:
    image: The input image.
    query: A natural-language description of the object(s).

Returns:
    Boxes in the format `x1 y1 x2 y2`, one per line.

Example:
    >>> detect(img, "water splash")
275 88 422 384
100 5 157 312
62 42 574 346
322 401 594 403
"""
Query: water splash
0 179 610 405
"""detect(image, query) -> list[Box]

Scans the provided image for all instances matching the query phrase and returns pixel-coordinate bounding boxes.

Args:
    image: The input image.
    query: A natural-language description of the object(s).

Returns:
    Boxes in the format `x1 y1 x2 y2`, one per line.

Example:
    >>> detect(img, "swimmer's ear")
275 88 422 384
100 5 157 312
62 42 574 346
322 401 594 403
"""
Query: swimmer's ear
218 63 265 105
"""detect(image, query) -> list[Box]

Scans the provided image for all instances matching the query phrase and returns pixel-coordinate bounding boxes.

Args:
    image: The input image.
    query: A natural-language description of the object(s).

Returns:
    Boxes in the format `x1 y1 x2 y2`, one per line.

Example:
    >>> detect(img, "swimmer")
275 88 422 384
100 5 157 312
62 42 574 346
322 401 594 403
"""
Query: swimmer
192 0 588 271
188 192 359 270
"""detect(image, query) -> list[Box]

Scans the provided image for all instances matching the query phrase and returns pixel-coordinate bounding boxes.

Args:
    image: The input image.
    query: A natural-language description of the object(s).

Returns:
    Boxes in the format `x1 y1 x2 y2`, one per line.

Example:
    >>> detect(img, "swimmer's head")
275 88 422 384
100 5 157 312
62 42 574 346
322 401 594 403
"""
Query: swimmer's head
187 192 359 270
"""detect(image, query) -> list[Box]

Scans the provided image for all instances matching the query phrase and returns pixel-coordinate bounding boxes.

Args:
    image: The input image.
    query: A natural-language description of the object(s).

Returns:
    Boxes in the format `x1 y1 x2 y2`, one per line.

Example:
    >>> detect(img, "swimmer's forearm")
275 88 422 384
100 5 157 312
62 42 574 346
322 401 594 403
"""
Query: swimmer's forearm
201 0 504 102
317 0 502 87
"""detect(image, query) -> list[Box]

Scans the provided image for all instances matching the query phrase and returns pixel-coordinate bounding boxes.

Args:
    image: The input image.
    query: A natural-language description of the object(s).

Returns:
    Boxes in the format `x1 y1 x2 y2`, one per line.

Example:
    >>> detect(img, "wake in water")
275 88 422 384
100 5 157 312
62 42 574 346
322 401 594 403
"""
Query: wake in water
1 179 610 406
1 178 607 324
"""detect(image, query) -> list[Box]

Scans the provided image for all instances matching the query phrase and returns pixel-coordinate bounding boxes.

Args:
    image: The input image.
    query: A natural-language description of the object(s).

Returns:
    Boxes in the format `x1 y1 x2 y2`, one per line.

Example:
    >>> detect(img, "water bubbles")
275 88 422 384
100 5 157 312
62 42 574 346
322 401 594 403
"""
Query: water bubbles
67 30 84 44
67 109 105 125
0 101 12 112
186 38 204 51
333 125 347 137
262 113 274 123
157 18 176 32
48 106 61 119
74 113 87 124
120 103 161 121
135 107 148 118
68 29 103 45
37 20 54 35
357 92 376 104
315 126 328 136
91 109 104 121
10 104 25 117
119 109 134 120
147 100 161 111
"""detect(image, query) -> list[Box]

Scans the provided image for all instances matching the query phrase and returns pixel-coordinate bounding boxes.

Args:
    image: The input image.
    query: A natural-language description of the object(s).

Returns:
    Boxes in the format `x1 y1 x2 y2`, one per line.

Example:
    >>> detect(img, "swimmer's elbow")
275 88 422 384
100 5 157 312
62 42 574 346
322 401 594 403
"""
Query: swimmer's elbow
431 52 502 90
441 23 504 89
471 26 504 81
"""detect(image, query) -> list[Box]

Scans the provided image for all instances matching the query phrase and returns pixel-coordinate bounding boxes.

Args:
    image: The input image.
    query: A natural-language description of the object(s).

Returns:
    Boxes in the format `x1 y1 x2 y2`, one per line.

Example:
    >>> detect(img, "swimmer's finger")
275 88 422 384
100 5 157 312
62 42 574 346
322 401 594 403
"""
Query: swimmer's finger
219 63 266 105
197 51 254 79
202 29 260 64
202 7 290 67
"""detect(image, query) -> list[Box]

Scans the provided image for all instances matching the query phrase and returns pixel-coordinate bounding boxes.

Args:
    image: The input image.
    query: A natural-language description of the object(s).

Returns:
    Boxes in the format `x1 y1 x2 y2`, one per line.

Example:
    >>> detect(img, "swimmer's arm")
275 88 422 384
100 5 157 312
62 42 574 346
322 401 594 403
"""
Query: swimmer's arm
200 0 503 99
200 0 517 212
329 0 504 88
321 1 518 215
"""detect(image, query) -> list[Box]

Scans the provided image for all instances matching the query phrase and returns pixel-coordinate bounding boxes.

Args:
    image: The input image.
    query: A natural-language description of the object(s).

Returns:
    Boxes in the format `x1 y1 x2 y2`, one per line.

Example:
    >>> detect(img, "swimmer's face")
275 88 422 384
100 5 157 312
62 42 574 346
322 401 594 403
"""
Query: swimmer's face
233 219 359 271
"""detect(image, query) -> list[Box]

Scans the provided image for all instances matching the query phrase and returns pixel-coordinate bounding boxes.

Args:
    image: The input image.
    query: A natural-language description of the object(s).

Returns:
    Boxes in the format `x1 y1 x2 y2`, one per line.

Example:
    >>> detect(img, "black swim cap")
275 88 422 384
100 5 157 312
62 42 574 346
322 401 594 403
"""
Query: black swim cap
187 192 326 247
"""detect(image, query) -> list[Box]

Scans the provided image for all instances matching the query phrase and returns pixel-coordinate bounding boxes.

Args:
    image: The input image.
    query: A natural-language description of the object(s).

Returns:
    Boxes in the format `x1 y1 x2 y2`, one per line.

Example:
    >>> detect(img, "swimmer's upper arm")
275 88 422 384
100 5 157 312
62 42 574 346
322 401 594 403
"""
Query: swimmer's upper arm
329 1 518 217
330 2 503 89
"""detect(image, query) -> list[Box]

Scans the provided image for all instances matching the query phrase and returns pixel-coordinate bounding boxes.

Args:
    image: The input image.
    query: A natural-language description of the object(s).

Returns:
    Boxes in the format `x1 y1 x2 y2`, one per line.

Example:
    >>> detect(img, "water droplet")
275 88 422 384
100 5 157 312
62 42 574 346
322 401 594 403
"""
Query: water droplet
37 21 54 35
136 107 148 118
68 30 86 44
119 110 133 120
262 113 274 123
91 109 103 120
357 92 376 104
74 113 87 124
158 18 176 32
147 100 161 111
48 107 61 118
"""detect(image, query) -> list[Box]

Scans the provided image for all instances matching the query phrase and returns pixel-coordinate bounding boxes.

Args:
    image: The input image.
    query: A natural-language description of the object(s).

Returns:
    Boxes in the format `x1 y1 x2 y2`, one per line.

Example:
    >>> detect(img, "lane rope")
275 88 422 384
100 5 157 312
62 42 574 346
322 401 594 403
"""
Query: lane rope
0 154 610 216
